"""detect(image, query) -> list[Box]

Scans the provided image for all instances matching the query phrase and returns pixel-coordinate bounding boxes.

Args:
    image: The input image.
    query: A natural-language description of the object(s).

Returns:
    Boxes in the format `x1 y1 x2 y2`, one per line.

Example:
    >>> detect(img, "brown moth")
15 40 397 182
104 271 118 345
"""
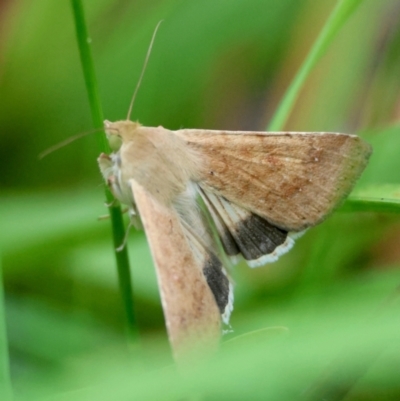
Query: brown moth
97 24 372 361
98 121 372 357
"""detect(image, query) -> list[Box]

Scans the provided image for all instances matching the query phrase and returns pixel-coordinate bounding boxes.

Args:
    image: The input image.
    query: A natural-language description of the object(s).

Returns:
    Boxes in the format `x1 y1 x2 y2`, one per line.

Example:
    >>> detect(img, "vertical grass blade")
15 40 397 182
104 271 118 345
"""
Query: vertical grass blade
268 0 365 131
70 0 138 344
0 260 12 401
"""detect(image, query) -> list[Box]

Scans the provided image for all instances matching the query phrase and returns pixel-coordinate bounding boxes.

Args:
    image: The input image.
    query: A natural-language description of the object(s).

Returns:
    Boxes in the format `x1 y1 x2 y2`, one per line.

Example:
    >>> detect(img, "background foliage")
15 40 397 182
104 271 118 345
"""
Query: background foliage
1 0 400 400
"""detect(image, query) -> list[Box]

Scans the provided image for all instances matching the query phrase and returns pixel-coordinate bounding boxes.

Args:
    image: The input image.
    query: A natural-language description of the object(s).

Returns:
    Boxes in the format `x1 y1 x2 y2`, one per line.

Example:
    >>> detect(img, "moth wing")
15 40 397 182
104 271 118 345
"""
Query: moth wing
176 130 372 231
130 179 221 362
198 186 295 267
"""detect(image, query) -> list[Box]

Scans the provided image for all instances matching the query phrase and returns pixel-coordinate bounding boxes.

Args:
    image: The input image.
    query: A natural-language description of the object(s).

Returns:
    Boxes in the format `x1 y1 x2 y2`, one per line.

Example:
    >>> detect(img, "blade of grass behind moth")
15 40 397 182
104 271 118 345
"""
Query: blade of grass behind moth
341 195 400 214
0 259 13 401
268 0 365 131
70 0 138 345
342 184 400 213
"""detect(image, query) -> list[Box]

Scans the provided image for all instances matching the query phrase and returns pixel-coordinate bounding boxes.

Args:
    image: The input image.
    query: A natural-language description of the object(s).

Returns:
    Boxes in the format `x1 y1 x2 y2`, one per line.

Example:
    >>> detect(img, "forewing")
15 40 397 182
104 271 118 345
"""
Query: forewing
130 180 221 363
176 130 372 231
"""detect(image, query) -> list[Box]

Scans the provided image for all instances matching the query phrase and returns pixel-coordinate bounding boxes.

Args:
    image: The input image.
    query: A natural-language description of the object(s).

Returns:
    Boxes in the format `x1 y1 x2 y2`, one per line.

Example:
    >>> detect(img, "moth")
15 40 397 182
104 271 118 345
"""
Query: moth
98 120 371 356
97 24 372 361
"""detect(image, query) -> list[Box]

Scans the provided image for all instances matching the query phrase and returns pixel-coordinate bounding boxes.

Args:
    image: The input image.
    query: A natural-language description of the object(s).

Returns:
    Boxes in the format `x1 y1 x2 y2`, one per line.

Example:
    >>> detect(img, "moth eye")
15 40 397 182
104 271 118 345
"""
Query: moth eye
108 134 123 151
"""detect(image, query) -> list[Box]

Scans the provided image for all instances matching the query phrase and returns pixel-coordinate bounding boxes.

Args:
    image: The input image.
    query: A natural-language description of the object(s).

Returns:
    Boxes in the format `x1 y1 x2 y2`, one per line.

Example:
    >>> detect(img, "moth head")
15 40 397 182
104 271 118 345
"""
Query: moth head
104 120 141 151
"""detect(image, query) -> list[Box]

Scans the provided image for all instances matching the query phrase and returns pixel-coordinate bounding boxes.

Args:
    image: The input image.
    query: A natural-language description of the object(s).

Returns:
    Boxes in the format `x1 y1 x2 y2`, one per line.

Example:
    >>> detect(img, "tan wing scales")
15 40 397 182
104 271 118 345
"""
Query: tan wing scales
176 130 372 231
130 180 221 363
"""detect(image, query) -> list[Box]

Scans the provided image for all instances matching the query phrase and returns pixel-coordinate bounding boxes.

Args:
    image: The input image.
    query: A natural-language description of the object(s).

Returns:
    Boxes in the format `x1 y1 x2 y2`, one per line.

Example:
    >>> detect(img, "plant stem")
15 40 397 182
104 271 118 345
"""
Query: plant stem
267 0 365 131
70 0 138 344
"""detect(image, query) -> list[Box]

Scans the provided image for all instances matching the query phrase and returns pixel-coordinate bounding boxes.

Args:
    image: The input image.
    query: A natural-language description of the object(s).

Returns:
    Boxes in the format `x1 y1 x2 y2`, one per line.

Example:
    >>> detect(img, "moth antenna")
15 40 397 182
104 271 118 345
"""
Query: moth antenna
39 128 102 159
126 20 163 121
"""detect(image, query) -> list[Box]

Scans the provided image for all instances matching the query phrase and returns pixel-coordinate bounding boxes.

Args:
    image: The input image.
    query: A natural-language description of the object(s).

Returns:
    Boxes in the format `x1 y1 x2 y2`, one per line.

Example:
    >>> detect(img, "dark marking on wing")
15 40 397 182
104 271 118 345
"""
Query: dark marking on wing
235 213 287 261
203 253 230 314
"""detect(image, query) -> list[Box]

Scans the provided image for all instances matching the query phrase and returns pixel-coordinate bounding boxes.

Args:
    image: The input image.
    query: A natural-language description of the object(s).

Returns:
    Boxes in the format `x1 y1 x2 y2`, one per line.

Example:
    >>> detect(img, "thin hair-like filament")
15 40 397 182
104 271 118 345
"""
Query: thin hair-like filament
39 128 102 159
126 20 163 121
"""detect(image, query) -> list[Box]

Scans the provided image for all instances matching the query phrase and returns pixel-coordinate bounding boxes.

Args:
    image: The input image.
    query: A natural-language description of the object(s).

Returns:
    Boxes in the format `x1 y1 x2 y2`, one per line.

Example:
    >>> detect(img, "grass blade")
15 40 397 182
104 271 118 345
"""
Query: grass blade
70 0 138 344
0 260 12 401
268 0 365 131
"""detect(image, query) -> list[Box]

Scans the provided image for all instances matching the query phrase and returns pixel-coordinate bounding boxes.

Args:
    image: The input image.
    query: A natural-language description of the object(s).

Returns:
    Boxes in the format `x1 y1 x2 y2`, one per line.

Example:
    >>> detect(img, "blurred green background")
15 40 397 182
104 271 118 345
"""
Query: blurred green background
2 0 400 400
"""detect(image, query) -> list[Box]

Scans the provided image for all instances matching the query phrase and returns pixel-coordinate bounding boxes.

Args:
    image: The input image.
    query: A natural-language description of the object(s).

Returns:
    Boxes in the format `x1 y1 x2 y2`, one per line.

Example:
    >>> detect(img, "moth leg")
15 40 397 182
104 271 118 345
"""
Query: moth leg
98 214 111 221
98 153 143 247
98 153 121 207
115 207 143 252
104 199 118 208
129 207 142 230
98 152 113 181
116 221 132 252
98 207 129 221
